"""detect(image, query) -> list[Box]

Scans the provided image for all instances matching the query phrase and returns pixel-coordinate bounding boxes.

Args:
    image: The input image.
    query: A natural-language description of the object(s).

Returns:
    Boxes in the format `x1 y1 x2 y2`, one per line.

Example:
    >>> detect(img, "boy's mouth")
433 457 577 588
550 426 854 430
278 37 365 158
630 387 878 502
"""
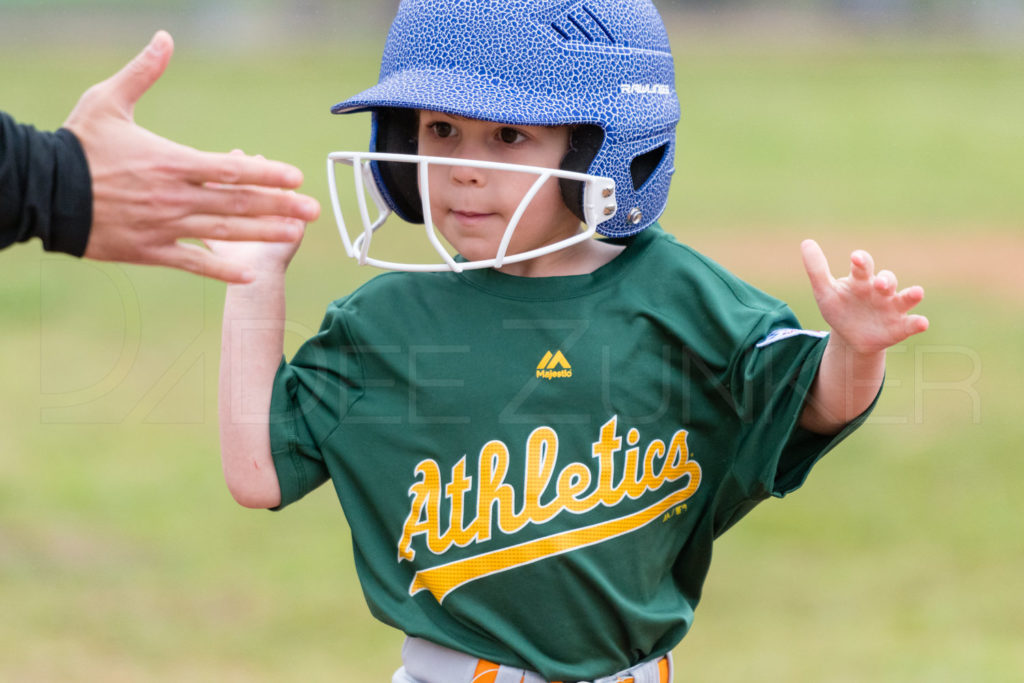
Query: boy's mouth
451 210 496 224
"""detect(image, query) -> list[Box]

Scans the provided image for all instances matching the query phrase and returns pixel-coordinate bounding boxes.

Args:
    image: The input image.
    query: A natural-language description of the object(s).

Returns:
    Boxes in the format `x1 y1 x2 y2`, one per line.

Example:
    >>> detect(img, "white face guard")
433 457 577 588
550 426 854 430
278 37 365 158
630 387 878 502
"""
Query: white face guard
326 151 618 272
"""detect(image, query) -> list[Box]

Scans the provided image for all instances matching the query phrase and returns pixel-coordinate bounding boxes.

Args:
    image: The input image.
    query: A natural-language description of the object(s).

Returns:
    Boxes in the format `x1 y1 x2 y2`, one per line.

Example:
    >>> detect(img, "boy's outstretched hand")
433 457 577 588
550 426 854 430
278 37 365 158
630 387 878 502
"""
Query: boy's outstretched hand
801 239 929 354
798 239 929 434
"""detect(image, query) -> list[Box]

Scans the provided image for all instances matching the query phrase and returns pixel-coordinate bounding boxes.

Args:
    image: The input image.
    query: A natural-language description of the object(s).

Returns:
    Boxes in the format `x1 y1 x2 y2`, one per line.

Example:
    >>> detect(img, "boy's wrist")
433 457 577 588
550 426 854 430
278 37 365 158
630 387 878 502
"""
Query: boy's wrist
228 264 288 289
826 329 888 361
823 332 887 377
224 270 289 309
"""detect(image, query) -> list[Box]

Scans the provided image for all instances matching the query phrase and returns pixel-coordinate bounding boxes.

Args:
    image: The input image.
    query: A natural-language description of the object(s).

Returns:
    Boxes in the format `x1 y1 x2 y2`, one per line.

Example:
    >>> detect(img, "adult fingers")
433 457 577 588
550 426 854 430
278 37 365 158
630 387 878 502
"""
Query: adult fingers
800 239 833 295
182 148 306 189
182 183 320 222
168 214 304 243
105 30 174 117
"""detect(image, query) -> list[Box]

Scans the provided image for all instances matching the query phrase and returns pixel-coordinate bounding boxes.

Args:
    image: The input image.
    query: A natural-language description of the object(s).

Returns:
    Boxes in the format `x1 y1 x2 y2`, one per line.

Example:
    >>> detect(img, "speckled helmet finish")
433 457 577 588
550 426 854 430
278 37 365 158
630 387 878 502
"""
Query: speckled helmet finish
332 0 680 237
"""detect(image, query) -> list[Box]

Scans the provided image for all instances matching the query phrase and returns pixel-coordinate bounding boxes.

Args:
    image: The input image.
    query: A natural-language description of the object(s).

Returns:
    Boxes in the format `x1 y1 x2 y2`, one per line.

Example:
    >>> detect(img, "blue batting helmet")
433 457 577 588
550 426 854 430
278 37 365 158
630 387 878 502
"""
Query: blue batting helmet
332 0 680 238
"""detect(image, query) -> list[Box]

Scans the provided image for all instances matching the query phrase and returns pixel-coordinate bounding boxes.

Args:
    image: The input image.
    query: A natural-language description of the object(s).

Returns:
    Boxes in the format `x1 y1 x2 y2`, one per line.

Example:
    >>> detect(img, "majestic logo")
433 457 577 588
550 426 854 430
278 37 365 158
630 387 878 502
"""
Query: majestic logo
536 350 572 380
619 83 672 96
397 416 702 602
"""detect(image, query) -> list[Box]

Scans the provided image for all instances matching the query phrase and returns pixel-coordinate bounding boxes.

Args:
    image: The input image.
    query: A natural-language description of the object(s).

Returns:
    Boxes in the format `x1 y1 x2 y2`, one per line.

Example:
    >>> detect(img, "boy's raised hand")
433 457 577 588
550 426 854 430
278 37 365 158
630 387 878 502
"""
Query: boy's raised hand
201 151 308 281
202 214 306 282
801 239 929 355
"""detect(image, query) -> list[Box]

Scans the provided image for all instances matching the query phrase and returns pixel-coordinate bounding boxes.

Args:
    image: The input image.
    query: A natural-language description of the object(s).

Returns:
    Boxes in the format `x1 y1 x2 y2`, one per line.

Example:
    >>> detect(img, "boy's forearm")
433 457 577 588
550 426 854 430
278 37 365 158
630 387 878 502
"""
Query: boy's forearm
218 275 286 508
799 334 885 435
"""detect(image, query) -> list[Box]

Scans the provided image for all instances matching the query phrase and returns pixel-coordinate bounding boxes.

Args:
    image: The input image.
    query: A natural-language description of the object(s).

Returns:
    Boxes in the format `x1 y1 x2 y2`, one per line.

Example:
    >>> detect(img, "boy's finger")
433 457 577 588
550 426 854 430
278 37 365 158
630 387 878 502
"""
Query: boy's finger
800 239 833 294
874 269 898 294
850 249 875 281
895 285 925 313
905 314 930 336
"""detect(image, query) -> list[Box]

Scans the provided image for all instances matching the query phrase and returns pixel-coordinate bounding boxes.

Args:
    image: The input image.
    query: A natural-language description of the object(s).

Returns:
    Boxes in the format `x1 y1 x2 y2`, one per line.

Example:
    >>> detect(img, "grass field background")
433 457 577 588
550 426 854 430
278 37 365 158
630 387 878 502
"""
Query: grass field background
2 23 1023 682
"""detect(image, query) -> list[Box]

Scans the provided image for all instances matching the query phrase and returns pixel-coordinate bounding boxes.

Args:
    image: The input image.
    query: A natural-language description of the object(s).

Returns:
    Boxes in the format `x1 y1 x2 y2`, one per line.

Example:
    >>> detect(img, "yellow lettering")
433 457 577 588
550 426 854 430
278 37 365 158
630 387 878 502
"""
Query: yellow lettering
591 416 623 506
522 427 559 524
643 439 667 488
556 463 592 512
476 441 517 540
398 460 442 561
619 427 646 499
398 415 704 588
664 430 701 495
442 457 475 549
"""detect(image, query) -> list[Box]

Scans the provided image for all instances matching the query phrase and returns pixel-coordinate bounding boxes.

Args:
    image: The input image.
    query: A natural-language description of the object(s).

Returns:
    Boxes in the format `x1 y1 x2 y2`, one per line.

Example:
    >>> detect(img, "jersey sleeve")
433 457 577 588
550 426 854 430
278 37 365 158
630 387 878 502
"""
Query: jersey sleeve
714 306 879 535
268 300 363 508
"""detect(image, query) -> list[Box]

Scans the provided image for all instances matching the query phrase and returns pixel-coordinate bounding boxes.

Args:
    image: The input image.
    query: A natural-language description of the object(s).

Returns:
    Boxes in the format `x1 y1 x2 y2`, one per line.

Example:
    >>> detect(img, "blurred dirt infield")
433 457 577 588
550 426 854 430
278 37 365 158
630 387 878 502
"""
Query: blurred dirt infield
689 228 1024 304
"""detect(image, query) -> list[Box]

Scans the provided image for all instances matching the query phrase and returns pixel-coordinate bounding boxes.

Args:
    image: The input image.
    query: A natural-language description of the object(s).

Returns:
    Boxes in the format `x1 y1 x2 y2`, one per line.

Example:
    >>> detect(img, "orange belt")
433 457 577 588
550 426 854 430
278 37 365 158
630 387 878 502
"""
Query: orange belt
472 655 671 683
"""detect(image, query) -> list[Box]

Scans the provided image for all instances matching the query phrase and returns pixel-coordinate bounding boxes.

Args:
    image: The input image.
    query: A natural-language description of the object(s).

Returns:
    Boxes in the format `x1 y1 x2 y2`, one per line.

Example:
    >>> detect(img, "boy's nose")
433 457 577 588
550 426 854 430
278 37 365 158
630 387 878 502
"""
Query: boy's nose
449 161 487 187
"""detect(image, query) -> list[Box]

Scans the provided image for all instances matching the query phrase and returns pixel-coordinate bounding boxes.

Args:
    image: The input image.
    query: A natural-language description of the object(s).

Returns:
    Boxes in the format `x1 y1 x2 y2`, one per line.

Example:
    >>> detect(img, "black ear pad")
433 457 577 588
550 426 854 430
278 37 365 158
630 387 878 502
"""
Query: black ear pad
372 108 424 223
558 125 605 223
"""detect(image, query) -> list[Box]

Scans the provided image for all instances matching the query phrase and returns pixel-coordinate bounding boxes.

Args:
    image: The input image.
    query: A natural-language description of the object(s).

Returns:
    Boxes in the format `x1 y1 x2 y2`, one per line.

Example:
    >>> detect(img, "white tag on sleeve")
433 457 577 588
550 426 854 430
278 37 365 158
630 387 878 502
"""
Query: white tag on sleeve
755 328 829 348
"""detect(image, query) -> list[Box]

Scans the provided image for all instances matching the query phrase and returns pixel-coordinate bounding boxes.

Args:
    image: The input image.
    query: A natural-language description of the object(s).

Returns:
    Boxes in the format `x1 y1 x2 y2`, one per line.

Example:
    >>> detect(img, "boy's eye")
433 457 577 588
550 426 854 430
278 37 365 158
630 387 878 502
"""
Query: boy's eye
429 121 454 138
498 127 526 144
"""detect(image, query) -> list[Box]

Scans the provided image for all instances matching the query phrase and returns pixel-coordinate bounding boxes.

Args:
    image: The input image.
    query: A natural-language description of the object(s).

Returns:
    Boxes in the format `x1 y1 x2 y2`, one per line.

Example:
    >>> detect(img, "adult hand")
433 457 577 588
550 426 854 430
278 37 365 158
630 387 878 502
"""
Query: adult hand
63 30 321 283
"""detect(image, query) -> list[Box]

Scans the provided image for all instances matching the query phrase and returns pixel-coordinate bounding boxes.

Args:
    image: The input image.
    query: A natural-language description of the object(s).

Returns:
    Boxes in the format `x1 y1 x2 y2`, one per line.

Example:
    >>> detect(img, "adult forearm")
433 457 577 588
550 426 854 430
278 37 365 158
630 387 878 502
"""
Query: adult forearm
800 334 885 435
218 276 287 508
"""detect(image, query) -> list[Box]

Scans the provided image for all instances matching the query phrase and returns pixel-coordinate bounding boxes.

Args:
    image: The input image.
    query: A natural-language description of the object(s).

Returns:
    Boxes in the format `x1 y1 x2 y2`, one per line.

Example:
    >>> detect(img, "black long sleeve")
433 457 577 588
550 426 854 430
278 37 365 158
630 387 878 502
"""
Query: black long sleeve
0 111 92 257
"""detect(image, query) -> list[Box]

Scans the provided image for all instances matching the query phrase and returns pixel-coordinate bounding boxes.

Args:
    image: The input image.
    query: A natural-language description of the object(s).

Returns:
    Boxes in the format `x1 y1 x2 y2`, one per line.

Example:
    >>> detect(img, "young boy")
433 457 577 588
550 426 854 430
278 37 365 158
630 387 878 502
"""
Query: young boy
211 1 928 681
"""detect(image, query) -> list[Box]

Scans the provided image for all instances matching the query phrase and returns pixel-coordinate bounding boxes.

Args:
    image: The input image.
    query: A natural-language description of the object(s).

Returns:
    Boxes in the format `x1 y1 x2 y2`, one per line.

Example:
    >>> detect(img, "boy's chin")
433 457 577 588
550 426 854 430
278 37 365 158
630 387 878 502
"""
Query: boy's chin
453 245 500 264
439 232 500 262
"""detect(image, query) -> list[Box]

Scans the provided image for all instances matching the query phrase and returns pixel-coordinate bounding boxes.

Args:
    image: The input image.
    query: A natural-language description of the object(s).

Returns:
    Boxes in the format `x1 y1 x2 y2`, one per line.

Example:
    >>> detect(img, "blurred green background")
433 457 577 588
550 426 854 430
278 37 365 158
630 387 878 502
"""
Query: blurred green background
2 1 1023 681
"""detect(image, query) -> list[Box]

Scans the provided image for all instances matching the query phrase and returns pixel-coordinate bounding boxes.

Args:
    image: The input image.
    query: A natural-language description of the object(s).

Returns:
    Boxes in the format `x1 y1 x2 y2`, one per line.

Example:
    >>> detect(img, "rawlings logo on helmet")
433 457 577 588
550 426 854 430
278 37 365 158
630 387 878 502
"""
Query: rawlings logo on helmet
619 83 673 96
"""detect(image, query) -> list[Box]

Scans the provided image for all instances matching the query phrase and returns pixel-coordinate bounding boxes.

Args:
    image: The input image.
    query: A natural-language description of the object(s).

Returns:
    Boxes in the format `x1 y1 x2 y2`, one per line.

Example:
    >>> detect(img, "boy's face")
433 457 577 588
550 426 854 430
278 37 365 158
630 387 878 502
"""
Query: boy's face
416 111 582 270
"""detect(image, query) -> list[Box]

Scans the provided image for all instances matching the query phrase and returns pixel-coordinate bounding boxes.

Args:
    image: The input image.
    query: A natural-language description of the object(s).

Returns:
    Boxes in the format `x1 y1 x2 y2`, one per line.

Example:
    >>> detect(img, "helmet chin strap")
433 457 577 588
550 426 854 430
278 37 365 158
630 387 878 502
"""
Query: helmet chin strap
327 151 617 273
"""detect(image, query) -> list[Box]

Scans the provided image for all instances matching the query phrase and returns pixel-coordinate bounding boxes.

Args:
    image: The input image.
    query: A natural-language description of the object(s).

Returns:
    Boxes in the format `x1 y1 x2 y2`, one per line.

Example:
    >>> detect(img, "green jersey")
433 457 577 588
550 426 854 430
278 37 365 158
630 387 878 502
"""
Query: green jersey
269 225 870 681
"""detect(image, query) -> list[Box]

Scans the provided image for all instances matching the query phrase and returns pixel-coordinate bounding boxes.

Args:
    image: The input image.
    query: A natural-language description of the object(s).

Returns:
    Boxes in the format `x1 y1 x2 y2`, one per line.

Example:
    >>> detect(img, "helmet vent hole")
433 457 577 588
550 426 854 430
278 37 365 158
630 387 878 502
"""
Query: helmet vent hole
550 3 615 45
630 144 668 191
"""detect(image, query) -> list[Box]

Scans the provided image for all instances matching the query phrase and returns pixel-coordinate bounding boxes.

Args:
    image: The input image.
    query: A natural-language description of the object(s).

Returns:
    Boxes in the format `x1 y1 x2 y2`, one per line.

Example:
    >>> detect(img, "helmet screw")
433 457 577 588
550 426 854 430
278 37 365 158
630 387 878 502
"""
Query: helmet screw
627 208 643 225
